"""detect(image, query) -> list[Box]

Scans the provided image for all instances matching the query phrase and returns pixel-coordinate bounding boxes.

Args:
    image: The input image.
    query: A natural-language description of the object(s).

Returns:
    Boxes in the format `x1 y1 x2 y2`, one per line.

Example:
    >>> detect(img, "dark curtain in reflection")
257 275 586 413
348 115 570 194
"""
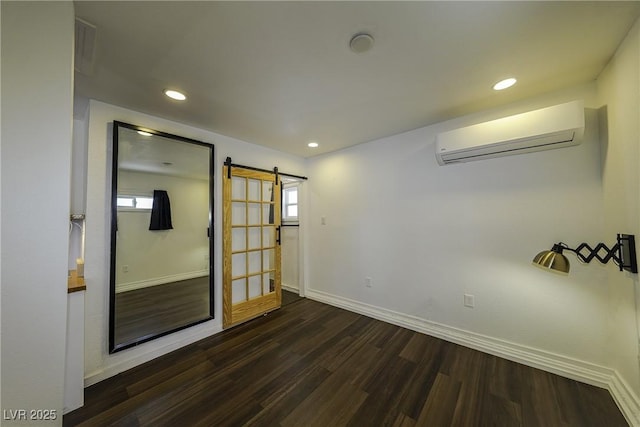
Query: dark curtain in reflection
149 190 173 230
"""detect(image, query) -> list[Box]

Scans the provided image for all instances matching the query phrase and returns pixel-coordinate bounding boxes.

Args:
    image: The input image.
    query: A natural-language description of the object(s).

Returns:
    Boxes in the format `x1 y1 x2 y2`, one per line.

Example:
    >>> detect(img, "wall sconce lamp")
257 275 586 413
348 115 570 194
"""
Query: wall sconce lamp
532 234 638 274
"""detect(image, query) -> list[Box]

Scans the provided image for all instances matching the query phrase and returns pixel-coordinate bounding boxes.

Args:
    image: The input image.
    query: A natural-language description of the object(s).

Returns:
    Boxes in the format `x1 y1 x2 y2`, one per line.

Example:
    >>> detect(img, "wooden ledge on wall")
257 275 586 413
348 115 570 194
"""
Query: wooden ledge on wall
68 270 86 293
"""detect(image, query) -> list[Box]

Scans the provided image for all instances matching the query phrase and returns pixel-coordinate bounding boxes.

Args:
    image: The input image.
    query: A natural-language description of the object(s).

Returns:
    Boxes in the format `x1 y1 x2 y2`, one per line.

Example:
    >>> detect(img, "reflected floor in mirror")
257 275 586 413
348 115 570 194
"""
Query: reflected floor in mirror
115 277 210 346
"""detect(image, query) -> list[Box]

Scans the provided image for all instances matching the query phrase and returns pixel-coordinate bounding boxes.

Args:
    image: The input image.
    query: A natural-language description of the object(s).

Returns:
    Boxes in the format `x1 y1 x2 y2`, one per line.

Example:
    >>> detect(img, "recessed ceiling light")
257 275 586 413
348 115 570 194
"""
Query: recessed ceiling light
164 89 187 101
137 130 152 136
308 141 319 148
493 78 517 91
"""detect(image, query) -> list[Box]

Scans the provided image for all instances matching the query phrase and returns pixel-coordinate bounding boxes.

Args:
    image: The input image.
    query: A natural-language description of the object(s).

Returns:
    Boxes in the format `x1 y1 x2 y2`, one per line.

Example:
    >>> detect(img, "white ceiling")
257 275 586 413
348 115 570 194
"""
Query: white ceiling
74 1 640 158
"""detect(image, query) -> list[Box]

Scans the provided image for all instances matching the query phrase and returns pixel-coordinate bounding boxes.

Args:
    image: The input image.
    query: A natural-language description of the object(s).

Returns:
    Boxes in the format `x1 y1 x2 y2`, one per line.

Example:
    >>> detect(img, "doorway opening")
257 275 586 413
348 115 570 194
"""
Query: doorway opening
281 177 305 306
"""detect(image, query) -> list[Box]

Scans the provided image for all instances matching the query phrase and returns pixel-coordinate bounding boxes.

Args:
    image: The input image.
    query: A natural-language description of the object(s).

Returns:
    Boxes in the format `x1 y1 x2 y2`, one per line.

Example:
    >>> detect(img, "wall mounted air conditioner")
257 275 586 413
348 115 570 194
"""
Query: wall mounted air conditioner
435 100 585 165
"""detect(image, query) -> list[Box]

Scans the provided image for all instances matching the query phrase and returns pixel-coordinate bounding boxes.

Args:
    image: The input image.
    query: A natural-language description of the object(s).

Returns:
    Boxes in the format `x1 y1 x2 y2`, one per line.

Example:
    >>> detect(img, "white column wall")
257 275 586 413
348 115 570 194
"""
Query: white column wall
1 2 74 424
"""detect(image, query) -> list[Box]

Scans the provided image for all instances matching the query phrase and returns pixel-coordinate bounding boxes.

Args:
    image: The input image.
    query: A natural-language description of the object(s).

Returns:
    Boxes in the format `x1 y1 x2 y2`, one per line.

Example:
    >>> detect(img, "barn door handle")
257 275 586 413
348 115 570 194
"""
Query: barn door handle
276 226 281 245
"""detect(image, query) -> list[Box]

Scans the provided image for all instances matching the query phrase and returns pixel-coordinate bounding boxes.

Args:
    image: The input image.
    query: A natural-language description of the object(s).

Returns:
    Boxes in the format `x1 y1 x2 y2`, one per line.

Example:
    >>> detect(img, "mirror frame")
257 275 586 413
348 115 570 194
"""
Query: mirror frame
109 121 215 353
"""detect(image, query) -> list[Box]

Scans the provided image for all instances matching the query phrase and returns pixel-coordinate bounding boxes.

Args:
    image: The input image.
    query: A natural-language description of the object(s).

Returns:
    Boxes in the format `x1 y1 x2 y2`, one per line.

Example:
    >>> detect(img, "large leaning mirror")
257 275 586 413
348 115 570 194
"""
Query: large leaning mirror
109 121 214 353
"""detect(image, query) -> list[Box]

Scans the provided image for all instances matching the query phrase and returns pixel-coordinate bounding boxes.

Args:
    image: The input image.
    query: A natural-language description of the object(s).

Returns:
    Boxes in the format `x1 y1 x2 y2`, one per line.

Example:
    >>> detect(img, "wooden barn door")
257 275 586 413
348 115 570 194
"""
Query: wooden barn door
223 165 281 328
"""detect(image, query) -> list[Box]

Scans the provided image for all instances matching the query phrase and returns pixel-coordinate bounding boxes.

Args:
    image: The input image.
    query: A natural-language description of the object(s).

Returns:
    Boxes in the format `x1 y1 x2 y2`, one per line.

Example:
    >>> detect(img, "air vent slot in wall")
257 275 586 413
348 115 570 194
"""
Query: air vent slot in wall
75 18 97 75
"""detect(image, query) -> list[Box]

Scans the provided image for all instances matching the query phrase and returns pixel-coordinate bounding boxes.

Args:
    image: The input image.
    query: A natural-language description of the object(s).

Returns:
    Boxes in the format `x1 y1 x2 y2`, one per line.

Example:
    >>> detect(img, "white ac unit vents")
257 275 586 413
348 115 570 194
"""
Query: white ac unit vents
435 100 585 165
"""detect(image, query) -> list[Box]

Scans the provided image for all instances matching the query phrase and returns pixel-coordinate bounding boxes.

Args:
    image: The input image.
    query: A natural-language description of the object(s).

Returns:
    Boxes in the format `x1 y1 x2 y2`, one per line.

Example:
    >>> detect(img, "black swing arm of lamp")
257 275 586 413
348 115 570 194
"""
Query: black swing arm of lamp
535 234 638 274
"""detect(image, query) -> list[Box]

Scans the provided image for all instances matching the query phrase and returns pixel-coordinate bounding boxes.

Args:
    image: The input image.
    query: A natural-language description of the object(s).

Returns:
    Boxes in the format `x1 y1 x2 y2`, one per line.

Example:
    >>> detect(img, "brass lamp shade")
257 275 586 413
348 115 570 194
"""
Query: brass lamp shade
532 244 570 274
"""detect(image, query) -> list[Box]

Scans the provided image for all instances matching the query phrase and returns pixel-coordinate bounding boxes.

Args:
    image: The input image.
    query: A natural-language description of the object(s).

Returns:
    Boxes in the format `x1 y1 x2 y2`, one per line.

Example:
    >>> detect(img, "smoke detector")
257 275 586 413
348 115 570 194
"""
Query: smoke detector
349 33 374 54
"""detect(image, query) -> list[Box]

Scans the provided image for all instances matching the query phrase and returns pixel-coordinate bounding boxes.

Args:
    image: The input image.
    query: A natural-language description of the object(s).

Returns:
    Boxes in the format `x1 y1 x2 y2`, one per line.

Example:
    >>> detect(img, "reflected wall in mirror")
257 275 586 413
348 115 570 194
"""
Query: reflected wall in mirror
110 121 214 353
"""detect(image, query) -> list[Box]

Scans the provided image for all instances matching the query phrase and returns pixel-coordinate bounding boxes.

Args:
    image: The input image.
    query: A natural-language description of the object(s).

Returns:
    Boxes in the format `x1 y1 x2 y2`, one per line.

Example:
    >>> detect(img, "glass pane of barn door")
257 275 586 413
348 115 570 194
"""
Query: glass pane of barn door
223 165 281 328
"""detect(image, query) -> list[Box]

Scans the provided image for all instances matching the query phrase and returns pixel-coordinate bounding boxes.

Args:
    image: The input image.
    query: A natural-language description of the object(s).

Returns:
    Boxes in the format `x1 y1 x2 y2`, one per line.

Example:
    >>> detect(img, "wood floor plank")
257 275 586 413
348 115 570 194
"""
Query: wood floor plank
132 373 235 427
315 319 379 372
521 368 568 427
415 372 462 426
287 308 362 357
447 345 490 427
246 364 333 425
358 327 415 389
396 339 449 419
73 360 216 427
399 331 443 363
552 374 592 426
329 341 382 388
481 393 523 427
575 381 629 426
125 348 209 397
64 298 629 427
486 353 524 403
392 413 417 427
347 355 417 426
280 371 369 427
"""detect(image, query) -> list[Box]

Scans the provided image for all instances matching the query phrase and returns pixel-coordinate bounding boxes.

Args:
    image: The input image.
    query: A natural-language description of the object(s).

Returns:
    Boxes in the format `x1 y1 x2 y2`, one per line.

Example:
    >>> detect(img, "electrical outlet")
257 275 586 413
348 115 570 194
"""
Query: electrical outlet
364 277 372 288
123 265 129 273
321 216 327 225
464 294 475 308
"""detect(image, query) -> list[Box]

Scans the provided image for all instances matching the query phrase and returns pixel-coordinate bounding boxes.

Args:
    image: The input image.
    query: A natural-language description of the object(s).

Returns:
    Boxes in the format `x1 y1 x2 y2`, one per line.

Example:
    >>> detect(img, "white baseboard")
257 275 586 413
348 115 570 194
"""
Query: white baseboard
84 320 222 387
282 283 299 293
305 288 640 426
610 371 640 426
115 269 209 293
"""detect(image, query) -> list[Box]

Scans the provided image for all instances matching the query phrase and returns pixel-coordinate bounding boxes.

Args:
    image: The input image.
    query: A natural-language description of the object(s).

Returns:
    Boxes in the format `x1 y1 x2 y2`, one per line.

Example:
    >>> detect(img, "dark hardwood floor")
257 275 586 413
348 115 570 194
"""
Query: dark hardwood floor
65 298 628 427
281 289 303 307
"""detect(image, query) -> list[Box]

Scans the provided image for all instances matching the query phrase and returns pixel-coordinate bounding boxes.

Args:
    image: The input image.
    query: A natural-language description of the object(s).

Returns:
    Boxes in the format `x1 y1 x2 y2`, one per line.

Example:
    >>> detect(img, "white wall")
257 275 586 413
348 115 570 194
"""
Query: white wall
308 83 611 356
1 2 74 424
307 83 630 368
282 227 300 291
597 17 640 404
307 52 640 419
115 171 209 291
83 100 306 385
